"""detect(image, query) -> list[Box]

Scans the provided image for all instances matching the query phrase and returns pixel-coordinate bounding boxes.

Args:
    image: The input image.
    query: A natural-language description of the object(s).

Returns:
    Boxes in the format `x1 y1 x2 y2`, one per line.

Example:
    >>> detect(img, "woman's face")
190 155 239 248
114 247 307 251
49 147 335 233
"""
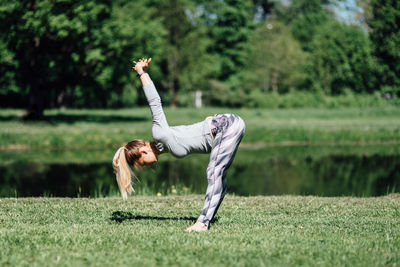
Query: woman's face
137 143 158 166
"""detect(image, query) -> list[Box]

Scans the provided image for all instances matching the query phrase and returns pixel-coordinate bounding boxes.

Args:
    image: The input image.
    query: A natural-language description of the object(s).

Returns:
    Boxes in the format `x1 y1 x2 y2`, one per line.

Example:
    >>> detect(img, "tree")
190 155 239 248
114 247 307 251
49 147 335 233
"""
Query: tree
308 21 376 94
148 0 214 107
242 20 307 94
99 0 166 107
276 0 378 95
0 0 112 118
0 0 166 118
190 0 254 106
367 0 400 96
277 0 333 50
211 0 254 80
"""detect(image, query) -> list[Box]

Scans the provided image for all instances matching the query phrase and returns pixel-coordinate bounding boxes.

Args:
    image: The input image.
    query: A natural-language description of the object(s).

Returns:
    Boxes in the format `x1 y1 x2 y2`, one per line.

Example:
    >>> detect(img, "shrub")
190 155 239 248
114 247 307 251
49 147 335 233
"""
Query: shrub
246 90 400 108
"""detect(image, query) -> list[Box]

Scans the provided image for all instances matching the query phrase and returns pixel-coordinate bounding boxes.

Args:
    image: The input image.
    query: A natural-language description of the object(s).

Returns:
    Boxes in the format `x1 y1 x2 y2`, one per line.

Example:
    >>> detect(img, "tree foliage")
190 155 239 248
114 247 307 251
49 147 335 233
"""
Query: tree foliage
0 0 396 114
206 0 254 80
0 0 165 117
242 20 307 94
367 0 400 96
1 1 112 118
278 0 332 50
308 21 376 94
149 0 214 107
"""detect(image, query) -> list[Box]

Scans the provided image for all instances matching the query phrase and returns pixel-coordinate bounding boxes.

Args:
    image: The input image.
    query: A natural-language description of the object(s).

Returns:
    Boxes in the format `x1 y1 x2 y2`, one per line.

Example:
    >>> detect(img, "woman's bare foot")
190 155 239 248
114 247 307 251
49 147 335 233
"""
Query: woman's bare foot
185 222 208 232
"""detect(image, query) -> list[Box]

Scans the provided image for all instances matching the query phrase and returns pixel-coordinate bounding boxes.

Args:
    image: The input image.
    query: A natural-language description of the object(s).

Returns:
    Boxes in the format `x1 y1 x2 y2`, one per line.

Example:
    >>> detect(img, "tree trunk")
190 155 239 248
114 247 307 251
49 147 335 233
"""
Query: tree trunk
23 37 45 120
24 82 45 120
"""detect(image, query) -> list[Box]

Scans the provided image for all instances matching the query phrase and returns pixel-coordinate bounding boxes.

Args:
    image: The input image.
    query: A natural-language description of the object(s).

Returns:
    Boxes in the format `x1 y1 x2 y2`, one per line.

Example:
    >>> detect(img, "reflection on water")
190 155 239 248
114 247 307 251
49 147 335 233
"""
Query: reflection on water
0 145 399 197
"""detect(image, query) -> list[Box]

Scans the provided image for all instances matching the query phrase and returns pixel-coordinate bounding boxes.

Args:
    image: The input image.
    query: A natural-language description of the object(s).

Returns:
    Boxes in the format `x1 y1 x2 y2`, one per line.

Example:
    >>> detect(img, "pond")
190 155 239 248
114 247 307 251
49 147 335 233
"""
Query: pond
0 144 399 197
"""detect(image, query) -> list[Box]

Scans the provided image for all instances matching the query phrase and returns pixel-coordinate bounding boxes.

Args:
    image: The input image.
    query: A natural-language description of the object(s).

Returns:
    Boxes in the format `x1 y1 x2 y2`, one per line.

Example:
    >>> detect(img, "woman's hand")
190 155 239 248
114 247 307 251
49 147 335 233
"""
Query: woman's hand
132 58 152 73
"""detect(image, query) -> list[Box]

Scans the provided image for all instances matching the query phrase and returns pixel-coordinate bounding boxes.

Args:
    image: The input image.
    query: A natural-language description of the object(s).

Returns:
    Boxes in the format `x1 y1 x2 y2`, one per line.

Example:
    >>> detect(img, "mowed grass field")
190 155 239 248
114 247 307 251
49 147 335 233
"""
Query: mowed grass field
1 107 400 148
1 107 400 266
1 195 399 266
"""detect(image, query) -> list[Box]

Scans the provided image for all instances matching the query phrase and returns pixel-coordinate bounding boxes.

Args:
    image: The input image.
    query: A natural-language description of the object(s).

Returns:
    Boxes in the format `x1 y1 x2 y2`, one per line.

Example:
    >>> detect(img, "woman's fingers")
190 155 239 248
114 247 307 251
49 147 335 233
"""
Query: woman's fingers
143 58 151 68
134 58 151 63
133 58 152 70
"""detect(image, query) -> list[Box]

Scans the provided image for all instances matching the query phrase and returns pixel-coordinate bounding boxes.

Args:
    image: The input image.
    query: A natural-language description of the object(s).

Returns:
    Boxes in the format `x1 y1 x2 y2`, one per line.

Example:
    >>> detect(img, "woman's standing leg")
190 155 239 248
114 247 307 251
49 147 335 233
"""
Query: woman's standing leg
196 114 245 227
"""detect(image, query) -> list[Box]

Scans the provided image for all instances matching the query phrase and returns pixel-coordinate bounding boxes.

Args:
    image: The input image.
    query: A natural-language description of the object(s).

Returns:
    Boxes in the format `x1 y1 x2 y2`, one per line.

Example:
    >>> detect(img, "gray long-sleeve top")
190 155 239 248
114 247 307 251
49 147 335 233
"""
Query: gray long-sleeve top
143 82 213 158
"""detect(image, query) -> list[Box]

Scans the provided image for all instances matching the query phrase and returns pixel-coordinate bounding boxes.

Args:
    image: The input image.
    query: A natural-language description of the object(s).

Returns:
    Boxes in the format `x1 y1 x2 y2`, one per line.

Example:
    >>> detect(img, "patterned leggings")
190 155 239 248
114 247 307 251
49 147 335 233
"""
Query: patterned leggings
197 114 245 225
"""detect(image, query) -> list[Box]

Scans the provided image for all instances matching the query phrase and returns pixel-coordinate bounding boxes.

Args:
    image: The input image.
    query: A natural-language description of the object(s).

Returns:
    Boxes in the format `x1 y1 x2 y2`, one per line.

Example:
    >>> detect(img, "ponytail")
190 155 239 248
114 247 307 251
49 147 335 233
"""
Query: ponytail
112 147 134 200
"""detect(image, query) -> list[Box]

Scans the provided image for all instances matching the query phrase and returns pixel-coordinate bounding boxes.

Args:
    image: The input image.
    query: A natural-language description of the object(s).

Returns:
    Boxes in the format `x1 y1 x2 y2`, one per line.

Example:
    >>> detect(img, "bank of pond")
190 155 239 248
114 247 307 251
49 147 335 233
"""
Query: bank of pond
0 144 399 198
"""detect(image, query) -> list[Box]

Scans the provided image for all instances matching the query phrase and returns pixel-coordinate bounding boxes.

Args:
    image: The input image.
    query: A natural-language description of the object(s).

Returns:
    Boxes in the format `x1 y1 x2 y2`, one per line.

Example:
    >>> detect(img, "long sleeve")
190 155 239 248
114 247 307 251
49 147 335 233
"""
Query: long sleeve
143 82 170 153
143 82 169 129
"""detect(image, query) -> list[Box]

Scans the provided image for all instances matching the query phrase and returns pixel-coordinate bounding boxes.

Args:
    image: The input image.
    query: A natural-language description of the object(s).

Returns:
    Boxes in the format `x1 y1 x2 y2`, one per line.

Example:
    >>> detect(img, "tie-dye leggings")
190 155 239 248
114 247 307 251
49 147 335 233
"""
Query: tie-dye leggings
197 114 246 226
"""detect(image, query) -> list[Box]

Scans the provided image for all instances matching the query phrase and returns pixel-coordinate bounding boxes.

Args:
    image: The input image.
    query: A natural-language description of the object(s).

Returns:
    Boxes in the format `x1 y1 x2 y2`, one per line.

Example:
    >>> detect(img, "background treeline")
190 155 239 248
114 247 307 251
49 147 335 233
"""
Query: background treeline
0 0 399 118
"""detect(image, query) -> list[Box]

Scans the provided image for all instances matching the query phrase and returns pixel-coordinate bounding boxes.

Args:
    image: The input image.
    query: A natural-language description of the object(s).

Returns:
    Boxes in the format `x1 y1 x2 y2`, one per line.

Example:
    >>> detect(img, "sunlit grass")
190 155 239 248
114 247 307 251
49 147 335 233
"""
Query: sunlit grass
0 195 399 266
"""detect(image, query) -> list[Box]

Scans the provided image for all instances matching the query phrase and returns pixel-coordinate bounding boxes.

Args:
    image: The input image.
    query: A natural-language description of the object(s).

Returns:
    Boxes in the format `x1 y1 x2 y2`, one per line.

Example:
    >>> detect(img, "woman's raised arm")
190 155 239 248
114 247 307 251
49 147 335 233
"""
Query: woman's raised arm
132 58 169 138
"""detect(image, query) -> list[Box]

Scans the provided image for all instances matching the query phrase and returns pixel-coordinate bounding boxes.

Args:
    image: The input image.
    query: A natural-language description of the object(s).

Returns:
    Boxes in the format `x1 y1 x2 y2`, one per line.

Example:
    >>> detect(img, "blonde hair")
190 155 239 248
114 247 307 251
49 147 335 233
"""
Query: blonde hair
112 139 147 200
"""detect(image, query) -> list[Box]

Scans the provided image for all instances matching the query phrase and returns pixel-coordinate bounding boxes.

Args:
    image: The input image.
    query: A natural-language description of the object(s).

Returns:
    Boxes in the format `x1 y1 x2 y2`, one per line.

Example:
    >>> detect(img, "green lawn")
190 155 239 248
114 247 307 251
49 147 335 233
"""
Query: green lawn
1 107 400 148
1 108 399 266
1 195 399 266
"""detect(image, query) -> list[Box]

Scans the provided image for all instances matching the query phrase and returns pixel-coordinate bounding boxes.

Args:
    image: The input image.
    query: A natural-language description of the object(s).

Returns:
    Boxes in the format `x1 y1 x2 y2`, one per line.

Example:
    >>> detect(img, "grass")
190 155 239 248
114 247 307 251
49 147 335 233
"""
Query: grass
1 107 400 148
0 195 399 266
1 108 399 265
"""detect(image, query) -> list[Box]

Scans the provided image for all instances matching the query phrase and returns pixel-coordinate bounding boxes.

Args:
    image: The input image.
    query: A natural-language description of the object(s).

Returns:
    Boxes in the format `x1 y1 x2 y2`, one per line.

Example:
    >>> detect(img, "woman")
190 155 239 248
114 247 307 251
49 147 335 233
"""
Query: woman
112 58 245 232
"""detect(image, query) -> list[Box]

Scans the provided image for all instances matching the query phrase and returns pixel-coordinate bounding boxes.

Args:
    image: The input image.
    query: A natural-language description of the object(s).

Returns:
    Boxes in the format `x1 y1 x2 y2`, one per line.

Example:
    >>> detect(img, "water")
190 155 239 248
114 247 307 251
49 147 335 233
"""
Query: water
0 144 399 197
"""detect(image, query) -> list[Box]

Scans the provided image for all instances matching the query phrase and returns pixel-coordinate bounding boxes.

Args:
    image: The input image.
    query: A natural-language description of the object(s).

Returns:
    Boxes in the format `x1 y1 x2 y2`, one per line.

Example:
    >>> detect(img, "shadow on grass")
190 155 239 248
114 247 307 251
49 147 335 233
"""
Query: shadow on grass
0 114 147 124
110 211 197 223
110 211 220 225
